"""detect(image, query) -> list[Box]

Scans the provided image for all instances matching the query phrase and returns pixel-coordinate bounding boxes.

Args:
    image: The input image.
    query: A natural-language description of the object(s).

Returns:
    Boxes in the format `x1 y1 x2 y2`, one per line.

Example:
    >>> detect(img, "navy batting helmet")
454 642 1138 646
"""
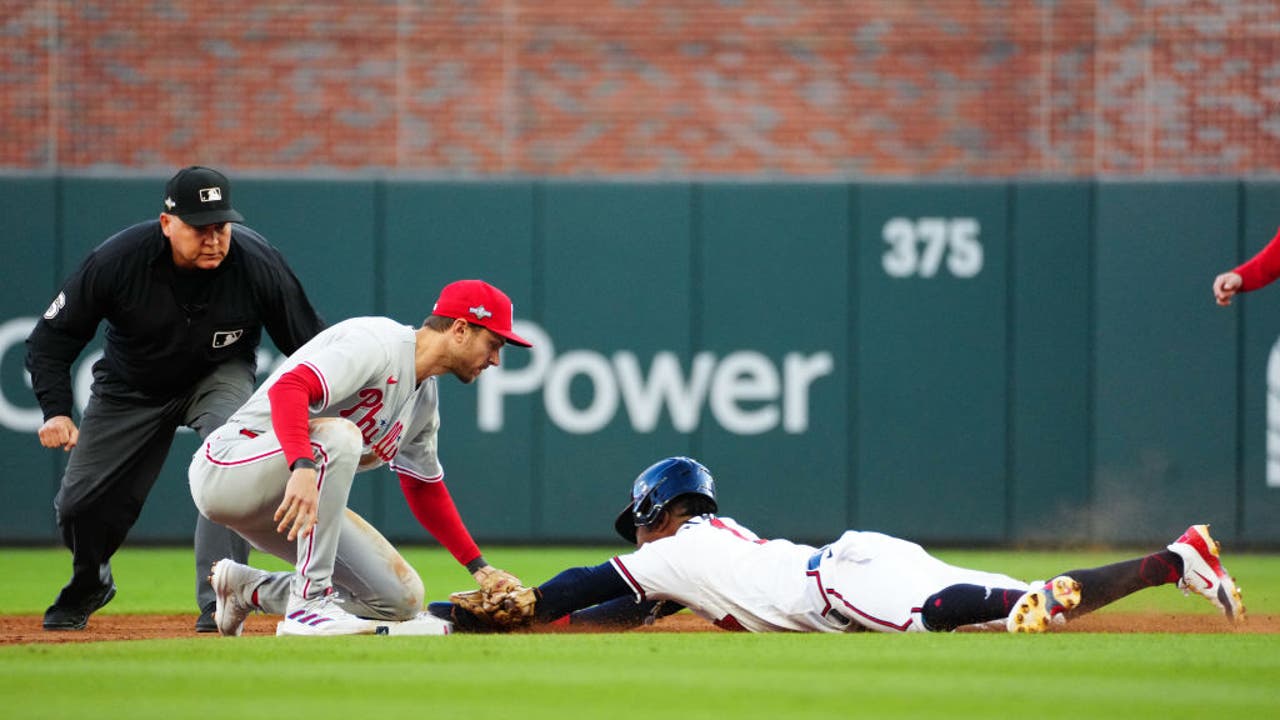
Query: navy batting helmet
613 456 717 543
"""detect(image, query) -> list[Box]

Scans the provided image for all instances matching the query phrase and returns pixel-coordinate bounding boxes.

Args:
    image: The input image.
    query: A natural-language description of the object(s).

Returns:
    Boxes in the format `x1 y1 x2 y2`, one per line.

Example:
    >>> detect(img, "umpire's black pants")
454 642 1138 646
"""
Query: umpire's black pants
52 360 254 610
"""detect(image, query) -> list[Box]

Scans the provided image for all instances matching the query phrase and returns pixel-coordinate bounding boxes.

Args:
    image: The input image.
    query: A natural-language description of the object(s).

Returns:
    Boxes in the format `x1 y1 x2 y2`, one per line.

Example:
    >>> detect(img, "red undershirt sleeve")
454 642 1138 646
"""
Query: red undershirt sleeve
398 474 482 567
1234 226 1280 292
267 364 324 468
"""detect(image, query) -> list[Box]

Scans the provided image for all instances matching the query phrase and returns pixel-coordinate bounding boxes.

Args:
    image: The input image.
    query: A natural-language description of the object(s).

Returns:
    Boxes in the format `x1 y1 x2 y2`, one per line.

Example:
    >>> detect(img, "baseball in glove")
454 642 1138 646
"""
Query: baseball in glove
450 586 539 629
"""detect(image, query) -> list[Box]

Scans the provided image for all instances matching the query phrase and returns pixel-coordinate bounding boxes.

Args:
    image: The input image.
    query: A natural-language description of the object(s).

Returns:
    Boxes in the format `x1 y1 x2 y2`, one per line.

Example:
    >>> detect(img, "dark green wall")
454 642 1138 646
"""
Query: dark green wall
1008 183 1093 543
854 184 1009 541
1 177 59 541
1092 183 1241 542
1 177 1276 547
697 183 850 539
1240 182 1280 543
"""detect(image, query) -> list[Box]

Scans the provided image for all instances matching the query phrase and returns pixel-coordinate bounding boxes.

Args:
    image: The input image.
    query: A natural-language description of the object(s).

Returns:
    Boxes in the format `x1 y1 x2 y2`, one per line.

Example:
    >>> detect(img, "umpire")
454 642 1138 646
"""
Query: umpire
25 166 325 632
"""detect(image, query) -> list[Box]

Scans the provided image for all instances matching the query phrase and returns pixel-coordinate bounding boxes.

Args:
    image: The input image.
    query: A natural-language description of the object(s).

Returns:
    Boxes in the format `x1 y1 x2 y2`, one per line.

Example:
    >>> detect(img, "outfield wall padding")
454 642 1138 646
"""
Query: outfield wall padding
1 178 1275 546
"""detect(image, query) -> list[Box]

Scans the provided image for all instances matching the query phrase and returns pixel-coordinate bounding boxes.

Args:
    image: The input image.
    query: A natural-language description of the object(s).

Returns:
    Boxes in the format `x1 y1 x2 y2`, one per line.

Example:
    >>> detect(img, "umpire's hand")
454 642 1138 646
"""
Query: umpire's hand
38 415 79 451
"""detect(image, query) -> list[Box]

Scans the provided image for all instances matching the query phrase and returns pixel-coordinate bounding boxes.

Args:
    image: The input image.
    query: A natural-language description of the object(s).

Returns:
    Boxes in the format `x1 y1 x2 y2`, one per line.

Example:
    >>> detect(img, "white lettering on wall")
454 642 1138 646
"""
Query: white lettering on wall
1 316 834 437
0 317 42 430
882 217 984 278
0 316 286 433
479 320 834 435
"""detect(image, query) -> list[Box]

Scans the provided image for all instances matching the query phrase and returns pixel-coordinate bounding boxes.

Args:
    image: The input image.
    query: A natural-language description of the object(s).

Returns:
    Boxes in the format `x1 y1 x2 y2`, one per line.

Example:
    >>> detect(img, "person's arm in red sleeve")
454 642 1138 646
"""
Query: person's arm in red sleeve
1213 226 1280 306
398 475 483 568
1234 227 1280 291
399 475 521 591
267 364 323 468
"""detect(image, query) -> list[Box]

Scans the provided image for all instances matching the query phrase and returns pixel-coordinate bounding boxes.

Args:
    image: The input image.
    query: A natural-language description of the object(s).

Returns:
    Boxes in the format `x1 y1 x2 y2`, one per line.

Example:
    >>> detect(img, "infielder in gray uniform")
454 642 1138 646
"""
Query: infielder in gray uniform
189 279 531 636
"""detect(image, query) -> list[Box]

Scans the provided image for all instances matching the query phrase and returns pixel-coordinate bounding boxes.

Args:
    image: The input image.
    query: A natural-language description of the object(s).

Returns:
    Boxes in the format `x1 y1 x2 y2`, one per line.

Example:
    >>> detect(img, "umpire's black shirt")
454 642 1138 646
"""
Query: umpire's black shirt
26 220 325 419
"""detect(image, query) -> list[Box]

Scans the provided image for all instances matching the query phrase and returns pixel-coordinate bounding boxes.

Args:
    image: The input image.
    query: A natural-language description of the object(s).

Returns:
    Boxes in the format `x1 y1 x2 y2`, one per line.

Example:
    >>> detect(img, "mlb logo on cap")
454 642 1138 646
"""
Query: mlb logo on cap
432 280 533 348
163 166 245 226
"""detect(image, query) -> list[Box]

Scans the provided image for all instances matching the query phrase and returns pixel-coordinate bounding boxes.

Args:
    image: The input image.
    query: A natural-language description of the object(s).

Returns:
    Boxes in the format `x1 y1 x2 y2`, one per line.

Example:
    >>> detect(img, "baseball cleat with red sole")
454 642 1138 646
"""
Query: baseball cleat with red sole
1006 575 1082 633
1166 524 1245 623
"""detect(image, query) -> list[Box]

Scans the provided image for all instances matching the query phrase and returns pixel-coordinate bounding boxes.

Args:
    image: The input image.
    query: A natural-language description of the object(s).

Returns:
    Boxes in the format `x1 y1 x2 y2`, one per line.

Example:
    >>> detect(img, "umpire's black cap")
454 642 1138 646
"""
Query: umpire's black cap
162 166 245 226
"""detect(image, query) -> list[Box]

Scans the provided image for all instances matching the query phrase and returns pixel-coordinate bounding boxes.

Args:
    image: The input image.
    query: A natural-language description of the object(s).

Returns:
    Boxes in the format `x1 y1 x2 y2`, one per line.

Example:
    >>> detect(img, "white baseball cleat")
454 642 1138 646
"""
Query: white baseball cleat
372 611 453 636
208 558 268 637
276 592 378 636
1006 575 1082 633
1166 524 1245 623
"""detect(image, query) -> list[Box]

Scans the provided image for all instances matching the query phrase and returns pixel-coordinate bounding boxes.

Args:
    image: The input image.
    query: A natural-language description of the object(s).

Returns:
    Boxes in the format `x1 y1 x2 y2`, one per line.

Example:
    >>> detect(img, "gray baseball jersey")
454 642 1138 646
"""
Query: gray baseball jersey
189 317 444 620
227 316 443 481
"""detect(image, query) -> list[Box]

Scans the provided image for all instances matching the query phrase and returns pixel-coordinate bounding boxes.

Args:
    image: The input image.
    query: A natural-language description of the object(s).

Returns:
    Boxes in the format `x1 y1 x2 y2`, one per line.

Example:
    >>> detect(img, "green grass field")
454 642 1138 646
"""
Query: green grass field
2 546 1278 719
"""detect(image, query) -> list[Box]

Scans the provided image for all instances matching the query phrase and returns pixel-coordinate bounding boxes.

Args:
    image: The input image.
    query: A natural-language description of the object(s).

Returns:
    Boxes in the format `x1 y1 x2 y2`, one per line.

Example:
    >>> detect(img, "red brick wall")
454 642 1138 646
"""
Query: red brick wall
4 0 1279 177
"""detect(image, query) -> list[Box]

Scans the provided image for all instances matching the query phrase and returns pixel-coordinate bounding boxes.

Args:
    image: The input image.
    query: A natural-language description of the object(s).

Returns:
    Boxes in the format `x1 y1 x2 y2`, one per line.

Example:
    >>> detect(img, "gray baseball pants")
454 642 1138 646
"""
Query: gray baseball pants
188 416 424 621
51 359 253 614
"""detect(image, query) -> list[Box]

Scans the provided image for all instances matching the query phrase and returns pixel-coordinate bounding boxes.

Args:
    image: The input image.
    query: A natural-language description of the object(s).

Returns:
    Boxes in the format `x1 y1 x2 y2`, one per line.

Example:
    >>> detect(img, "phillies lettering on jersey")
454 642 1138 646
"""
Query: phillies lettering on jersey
224 317 443 481
369 420 405 462
339 388 386 441
336 389 408 462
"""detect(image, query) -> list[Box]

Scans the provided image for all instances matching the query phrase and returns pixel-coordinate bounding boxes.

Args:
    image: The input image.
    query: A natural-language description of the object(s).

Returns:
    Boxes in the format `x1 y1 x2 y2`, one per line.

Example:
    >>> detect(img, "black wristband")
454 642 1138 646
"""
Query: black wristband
289 457 317 471
465 556 488 574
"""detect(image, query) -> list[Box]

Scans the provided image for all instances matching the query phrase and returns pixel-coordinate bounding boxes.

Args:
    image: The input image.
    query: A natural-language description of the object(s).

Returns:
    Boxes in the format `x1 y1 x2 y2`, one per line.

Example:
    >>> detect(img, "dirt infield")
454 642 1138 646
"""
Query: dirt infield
1 611 1275 644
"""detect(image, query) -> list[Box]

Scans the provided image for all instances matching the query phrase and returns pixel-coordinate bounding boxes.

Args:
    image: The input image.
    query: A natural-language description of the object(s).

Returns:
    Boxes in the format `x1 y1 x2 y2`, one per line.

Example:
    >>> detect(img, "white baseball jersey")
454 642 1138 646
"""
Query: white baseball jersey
227 316 442 481
610 515 1030 633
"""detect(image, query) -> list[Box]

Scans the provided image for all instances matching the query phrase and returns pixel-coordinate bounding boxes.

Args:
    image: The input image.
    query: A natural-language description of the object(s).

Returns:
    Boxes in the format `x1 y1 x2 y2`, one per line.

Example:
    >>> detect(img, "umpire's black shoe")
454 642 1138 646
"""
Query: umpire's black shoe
194 602 218 633
42 583 117 631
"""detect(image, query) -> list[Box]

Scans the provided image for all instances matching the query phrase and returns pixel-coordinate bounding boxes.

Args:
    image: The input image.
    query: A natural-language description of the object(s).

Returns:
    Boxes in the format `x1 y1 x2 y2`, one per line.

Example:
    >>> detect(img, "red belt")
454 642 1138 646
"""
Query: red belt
240 428 258 438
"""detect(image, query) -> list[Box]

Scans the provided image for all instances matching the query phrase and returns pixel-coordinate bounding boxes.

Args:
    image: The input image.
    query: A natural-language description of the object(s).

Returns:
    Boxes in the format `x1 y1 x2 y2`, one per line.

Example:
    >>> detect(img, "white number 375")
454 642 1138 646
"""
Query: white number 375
881 217 983 279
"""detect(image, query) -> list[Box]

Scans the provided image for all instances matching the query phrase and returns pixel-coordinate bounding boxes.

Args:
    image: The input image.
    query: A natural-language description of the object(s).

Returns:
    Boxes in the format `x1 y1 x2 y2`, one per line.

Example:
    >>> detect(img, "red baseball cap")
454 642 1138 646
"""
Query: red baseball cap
431 279 533 348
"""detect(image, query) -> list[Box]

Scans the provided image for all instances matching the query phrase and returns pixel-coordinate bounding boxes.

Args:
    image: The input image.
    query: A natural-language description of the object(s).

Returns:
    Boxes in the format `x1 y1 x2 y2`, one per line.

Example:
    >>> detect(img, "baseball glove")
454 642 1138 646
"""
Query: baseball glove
450 586 539 629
